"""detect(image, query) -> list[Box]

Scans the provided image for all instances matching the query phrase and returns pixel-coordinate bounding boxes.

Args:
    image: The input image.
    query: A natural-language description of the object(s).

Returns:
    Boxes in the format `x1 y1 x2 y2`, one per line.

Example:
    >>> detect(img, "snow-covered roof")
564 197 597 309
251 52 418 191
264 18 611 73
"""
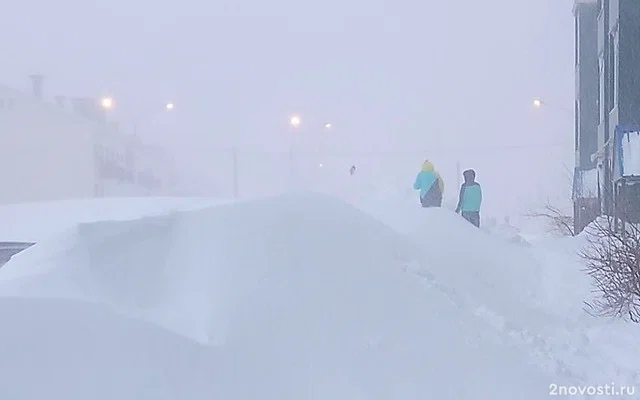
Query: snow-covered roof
0 82 107 123
0 82 137 144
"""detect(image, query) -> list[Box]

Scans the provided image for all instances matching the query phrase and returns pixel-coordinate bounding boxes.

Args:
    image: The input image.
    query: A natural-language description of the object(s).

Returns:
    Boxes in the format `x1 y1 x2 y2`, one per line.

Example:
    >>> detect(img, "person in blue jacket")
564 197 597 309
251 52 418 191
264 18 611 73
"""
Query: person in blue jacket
413 160 444 207
455 169 482 227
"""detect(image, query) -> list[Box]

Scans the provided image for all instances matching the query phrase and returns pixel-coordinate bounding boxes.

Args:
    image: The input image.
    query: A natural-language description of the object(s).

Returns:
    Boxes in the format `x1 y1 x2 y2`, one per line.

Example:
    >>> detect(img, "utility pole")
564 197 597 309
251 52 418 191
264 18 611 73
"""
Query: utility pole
288 115 300 189
232 146 238 199
289 144 295 188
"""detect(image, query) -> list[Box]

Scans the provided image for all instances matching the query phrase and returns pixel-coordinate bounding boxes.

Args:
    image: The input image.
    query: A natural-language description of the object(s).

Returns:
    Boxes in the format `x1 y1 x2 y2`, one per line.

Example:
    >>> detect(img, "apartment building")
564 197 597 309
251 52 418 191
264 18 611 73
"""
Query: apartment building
0 76 174 204
572 0 640 231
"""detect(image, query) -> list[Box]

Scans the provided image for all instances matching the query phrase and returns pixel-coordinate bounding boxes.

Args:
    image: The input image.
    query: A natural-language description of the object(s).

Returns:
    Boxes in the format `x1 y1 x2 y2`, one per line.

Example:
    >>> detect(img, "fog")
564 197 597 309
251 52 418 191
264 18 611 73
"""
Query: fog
0 0 575 224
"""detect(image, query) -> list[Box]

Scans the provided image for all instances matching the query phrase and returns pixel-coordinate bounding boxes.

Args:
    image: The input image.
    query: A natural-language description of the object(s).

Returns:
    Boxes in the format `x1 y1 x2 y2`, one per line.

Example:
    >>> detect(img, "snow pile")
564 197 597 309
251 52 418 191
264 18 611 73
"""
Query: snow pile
0 192 571 399
348 192 639 392
0 196 226 242
378 207 584 316
482 219 531 246
532 231 640 386
0 297 219 399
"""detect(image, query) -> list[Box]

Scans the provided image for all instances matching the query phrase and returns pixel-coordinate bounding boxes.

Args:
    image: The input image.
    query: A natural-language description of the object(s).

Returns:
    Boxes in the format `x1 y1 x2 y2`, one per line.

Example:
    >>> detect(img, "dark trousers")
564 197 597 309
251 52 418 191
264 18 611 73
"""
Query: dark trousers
461 211 480 227
420 185 442 207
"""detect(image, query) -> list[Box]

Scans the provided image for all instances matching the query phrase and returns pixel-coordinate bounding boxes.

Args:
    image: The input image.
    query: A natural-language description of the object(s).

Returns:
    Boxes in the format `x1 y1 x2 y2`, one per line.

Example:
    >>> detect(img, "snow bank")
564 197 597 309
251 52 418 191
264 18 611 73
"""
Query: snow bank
0 297 219 399
343 189 584 314
484 220 532 246
0 196 227 242
347 191 639 392
0 191 570 399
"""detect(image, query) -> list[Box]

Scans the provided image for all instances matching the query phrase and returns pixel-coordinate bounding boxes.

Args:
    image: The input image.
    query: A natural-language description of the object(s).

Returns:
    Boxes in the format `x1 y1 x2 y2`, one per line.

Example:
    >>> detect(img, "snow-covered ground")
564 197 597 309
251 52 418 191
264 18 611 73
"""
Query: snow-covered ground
0 196 228 242
348 188 639 391
0 297 219 399
0 191 637 399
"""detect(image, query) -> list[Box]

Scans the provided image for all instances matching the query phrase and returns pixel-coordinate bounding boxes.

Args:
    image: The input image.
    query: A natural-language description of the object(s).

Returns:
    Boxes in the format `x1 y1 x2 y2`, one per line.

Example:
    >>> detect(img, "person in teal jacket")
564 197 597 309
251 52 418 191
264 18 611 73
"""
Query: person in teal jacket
413 160 444 207
455 169 482 227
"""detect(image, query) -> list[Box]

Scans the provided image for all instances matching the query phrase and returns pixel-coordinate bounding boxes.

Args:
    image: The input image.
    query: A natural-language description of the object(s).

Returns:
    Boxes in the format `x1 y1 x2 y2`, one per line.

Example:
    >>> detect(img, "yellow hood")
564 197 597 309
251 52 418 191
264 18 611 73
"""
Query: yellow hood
420 160 444 192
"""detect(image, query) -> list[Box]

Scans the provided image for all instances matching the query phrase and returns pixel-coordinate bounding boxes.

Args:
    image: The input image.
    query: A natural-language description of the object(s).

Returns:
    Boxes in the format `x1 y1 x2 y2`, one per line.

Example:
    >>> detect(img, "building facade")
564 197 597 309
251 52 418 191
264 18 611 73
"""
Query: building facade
0 79 175 204
573 0 601 233
573 0 640 232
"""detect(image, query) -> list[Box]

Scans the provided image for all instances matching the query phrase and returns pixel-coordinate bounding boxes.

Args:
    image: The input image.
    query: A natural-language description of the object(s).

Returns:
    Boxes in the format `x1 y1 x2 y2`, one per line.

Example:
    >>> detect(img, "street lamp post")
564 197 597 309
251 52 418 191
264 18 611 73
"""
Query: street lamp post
133 101 175 136
232 146 238 199
320 122 332 169
289 115 301 188
286 116 333 188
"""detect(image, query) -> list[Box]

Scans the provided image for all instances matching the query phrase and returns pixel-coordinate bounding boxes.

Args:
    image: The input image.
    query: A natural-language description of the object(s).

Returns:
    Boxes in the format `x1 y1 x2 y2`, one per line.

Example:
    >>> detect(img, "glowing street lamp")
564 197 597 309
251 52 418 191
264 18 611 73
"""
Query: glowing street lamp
287 115 302 188
100 96 114 109
165 102 175 111
324 122 332 130
531 98 572 116
290 115 301 127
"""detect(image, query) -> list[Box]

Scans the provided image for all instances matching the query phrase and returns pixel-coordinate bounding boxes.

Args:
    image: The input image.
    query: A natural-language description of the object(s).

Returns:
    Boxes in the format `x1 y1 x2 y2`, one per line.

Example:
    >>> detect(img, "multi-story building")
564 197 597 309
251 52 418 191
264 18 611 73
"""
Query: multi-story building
0 76 174 204
572 0 600 233
573 0 640 232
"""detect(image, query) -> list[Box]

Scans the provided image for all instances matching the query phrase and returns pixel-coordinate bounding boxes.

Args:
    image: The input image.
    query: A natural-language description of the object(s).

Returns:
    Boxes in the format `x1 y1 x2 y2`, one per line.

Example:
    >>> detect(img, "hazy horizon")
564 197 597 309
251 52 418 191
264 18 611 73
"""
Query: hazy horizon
0 0 576 225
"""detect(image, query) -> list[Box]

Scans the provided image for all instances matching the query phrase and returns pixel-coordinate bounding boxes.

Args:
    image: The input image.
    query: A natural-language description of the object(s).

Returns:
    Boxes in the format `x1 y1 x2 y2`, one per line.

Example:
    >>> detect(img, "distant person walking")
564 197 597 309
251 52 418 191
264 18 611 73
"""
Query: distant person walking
413 160 444 207
455 169 482 227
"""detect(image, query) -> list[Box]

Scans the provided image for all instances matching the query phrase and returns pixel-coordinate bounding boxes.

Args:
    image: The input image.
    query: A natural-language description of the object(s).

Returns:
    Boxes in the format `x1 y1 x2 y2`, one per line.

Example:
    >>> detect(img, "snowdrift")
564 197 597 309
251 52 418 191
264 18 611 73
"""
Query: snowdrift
0 196 225 242
0 297 219 399
0 192 565 399
352 194 586 316
348 192 639 391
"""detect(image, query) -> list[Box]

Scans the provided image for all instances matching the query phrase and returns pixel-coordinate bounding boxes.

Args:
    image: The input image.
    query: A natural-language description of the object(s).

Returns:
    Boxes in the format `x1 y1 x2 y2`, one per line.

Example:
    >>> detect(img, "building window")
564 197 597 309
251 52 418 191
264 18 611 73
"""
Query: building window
575 16 579 66
596 61 600 123
575 100 580 151
608 32 616 112
611 28 620 106
598 53 605 122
